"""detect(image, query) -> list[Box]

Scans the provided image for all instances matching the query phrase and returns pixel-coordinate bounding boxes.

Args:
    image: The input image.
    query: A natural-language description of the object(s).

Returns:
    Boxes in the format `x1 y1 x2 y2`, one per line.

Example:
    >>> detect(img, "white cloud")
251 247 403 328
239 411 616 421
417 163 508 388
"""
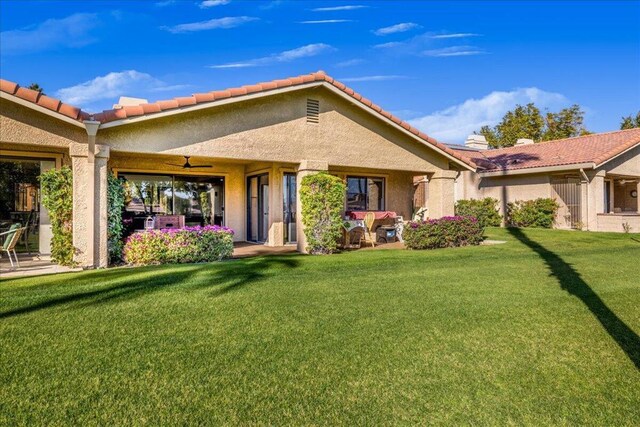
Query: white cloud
55 70 190 109
299 20 353 24
312 5 368 11
199 0 230 7
422 46 485 57
374 23 420 36
339 75 406 82
209 43 335 68
155 0 176 6
0 13 100 54
430 33 480 39
335 58 365 67
408 88 570 143
373 41 403 49
163 16 257 33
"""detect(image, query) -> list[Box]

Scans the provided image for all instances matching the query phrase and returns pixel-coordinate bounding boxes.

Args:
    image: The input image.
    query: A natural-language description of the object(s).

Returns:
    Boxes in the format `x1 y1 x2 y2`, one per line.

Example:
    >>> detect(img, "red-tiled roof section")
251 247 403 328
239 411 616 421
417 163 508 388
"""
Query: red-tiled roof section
0 79 91 121
0 71 475 168
449 128 640 172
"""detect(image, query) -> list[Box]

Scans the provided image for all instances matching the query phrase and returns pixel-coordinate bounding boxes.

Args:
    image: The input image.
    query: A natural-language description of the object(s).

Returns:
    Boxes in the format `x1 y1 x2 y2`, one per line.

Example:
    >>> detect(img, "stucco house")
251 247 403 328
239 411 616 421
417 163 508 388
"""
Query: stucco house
450 130 640 232
0 71 476 268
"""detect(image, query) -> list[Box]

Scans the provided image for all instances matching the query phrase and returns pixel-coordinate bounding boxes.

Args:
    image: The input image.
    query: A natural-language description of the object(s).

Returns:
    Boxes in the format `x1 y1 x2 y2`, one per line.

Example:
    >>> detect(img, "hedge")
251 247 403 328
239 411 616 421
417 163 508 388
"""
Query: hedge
507 198 559 228
39 166 74 266
403 216 484 250
123 225 234 265
455 198 502 228
107 173 125 264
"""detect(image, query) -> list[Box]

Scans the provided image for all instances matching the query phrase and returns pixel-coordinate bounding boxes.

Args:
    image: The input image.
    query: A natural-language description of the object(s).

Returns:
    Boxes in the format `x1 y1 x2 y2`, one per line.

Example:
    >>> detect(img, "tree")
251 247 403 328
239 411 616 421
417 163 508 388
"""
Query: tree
27 83 44 94
477 103 588 148
620 112 640 130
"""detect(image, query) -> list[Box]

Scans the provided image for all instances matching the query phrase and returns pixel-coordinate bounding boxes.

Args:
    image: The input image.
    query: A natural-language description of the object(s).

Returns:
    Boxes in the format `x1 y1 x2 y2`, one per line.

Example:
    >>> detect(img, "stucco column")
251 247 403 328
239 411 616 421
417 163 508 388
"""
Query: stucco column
267 164 284 247
296 160 329 253
637 180 640 213
586 170 606 231
427 170 457 218
70 142 110 268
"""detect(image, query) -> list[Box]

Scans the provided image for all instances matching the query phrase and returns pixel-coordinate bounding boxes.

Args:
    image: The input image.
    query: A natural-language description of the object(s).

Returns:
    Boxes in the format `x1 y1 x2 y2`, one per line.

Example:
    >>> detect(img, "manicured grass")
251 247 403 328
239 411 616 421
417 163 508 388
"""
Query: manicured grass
1 228 639 425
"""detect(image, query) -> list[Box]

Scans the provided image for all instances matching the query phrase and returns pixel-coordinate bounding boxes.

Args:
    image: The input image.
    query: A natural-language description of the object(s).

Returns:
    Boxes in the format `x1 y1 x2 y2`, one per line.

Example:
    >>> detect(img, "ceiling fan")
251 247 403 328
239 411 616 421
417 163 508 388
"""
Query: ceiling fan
165 156 212 169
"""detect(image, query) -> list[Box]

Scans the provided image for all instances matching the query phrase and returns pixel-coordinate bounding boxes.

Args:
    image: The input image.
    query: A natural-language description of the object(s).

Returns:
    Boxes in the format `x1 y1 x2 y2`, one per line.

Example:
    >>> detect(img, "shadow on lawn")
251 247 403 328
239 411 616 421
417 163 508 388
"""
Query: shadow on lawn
507 227 640 370
0 256 299 319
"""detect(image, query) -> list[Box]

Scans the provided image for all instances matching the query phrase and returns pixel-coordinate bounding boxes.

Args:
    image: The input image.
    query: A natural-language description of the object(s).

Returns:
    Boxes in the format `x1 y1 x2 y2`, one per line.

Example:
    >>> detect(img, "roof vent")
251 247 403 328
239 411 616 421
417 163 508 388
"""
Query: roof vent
516 138 535 146
465 134 488 150
306 98 319 124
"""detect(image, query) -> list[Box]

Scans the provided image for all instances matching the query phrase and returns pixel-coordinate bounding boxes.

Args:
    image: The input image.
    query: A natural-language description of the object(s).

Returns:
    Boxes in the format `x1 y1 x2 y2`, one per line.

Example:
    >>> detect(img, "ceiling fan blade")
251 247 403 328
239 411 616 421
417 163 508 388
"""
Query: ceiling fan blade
188 165 213 168
165 163 186 167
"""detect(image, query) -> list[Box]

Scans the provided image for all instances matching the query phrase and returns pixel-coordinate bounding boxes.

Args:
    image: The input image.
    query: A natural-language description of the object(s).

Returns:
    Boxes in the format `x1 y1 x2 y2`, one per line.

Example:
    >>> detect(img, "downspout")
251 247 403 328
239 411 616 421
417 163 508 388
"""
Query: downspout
84 120 101 268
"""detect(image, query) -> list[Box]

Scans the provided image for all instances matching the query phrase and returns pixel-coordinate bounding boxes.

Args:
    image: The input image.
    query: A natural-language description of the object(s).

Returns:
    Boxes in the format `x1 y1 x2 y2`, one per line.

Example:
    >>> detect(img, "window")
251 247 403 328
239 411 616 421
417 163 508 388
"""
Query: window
346 176 385 211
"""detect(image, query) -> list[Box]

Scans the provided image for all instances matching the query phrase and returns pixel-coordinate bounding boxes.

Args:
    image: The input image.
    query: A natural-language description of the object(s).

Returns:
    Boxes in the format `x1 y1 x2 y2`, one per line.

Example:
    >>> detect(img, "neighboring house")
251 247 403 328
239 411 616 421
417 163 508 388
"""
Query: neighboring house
449 131 640 232
0 71 475 267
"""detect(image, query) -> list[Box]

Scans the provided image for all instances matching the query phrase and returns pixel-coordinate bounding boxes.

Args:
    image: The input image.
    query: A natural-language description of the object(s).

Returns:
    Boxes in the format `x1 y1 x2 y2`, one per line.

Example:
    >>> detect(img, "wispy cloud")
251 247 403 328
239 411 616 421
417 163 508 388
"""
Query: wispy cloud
55 70 191 110
163 16 257 33
422 46 485 57
374 22 420 36
209 43 335 68
373 41 403 49
312 5 368 11
299 19 353 24
339 75 406 82
0 13 100 55
335 58 365 67
408 88 569 143
155 0 176 6
431 33 480 39
199 0 230 7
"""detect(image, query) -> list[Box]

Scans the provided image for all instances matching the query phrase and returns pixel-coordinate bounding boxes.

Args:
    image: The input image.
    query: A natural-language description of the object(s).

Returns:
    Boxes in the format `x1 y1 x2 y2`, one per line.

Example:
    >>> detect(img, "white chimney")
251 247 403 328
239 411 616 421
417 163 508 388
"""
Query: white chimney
112 96 148 109
516 138 535 146
465 134 488 150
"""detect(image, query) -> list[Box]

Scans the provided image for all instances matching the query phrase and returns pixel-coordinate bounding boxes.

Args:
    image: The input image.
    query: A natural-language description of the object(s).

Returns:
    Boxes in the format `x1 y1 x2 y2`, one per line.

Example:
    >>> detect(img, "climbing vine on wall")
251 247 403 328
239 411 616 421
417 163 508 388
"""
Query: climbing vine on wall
40 166 74 266
107 172 126 264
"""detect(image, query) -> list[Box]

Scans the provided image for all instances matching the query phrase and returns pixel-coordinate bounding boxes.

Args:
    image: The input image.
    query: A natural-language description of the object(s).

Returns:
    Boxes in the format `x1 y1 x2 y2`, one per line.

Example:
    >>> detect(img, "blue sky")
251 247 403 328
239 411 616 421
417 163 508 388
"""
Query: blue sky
1 0 639 143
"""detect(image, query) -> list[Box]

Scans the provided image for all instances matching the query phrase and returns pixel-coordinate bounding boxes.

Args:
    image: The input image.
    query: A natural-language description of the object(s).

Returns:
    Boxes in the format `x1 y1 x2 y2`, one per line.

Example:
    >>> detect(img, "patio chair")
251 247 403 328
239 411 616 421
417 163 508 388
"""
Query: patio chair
364 212 376 247
1 223 25 268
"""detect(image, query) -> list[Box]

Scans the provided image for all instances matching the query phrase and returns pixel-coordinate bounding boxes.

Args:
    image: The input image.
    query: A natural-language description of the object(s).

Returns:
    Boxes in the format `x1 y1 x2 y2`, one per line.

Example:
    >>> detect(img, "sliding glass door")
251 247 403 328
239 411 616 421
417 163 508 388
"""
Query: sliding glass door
283 173 297 243
247 174 269 242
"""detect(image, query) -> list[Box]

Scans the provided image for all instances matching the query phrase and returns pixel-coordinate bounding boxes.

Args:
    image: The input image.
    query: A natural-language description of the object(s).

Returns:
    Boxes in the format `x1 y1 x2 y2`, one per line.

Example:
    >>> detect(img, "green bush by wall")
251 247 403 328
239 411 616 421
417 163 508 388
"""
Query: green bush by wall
107 173 125 264
507 198 559 228
455 198 502 228
404 216 484 250
39 166 74 266
299 172 346 254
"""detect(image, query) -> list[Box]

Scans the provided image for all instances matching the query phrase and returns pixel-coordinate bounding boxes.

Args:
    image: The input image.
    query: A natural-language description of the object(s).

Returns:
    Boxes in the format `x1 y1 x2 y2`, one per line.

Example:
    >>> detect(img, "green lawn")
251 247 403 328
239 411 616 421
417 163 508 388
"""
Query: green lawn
1 228 639 425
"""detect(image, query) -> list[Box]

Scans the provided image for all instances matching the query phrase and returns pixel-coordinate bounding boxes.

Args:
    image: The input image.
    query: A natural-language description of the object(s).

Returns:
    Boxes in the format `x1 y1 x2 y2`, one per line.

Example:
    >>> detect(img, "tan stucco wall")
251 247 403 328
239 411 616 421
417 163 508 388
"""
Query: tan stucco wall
597 214 640 233
603 145 640 176
0 99 84 150
98 88 453 174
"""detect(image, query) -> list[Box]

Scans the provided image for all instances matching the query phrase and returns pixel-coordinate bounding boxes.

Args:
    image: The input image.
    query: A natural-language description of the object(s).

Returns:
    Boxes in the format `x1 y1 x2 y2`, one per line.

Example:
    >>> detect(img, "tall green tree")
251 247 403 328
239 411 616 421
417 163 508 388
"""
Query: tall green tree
620 112 640 130
477 103 588 148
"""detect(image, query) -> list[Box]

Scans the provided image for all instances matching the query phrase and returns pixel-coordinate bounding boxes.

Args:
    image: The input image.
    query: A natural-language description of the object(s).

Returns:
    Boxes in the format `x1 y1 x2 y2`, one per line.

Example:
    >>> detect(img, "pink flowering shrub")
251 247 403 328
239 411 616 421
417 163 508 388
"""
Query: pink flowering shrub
123 225 234 265
403 216 484 250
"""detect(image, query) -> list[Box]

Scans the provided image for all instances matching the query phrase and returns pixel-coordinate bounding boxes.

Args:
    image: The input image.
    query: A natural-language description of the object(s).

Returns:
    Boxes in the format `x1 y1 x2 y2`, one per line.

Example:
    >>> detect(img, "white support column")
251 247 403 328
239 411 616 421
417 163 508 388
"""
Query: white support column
427 170 457 218
296 160 328 253
70 139 109 268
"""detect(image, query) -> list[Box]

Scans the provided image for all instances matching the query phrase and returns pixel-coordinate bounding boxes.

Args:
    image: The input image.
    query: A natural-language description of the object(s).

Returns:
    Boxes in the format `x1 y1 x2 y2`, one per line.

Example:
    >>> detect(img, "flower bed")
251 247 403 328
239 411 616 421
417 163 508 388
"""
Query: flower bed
403 216 484 250
123 225 234 265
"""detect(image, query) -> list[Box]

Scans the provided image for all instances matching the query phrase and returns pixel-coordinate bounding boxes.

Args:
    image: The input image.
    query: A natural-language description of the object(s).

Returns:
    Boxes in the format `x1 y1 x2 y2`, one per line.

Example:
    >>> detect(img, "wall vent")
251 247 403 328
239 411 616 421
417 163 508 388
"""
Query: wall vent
306 99 320 123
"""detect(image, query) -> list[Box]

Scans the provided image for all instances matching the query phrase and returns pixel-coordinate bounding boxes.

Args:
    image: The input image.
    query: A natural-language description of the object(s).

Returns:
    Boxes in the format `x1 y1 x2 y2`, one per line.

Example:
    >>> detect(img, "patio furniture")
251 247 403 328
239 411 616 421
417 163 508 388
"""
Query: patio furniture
363 212 376 247
395 216 405 242
1 223 25 268
342 219 365 248
21 210 38 254
154 215 185 229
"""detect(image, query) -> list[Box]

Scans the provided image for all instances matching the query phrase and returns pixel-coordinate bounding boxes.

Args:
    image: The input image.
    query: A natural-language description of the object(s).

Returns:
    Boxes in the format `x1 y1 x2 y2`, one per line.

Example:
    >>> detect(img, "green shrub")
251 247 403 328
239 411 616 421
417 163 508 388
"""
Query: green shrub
39 166 74 266
299 172 346 254
507 198 559 228
404 216 484 250
107 173 125 264
455 198 502 228
123 225 234 266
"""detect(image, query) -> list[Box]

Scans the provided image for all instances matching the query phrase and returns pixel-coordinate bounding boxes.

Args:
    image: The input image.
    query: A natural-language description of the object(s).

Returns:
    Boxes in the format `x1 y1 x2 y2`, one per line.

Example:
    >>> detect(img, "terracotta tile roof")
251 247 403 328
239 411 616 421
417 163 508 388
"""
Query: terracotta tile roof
0 71 475 169
449 128 640 172
0 79 90 121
